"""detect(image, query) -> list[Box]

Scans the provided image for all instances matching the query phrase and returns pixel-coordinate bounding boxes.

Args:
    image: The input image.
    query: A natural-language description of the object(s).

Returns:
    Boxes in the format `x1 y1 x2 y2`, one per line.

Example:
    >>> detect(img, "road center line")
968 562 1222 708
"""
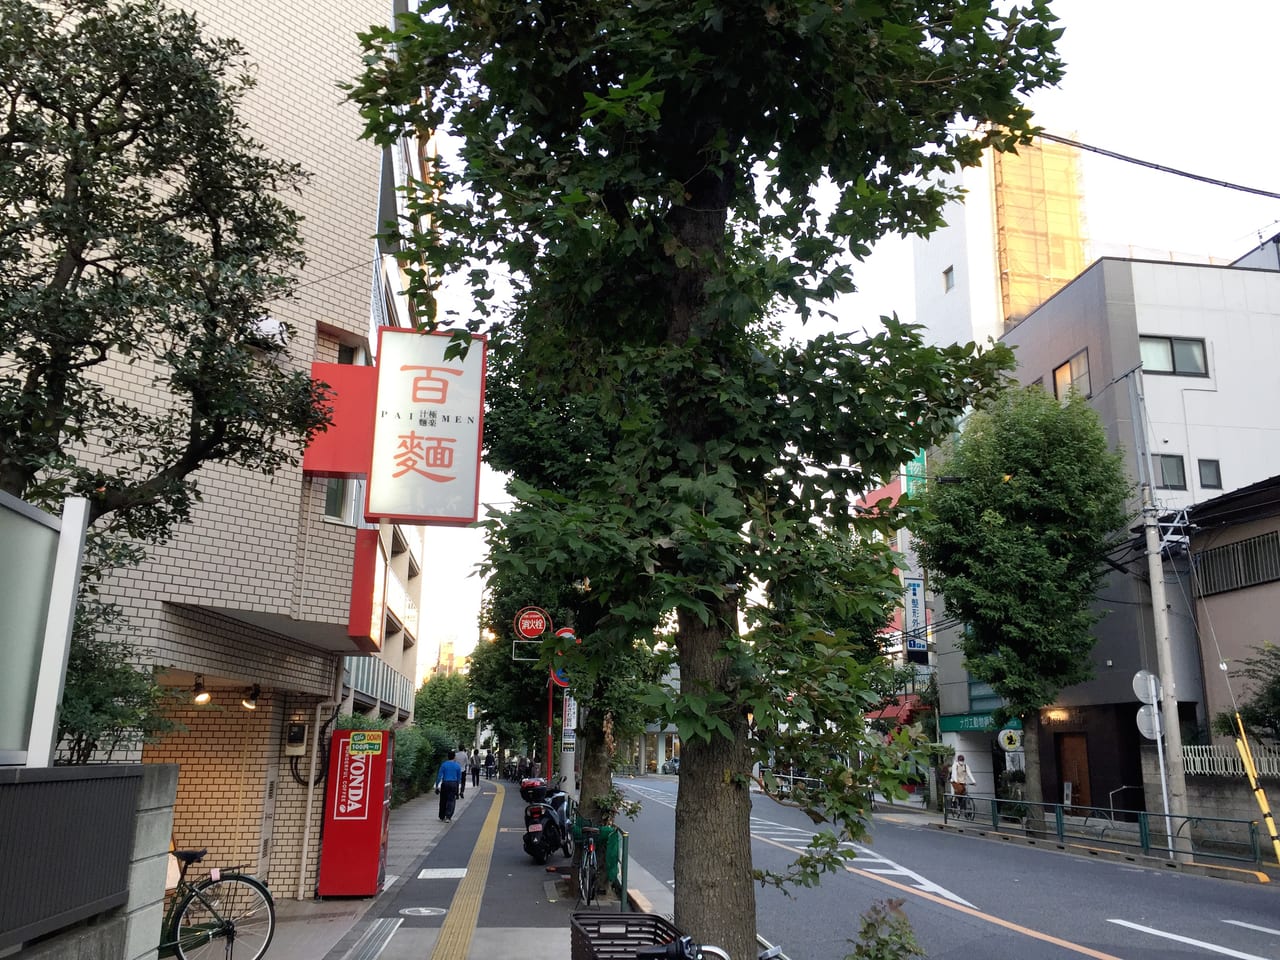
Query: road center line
1108 919 1270 959
752 833 1125 960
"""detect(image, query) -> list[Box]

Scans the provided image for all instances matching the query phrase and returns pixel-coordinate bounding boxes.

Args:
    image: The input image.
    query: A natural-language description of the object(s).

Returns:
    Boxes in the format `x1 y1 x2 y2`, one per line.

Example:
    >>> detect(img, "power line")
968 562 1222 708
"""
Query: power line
1034 131 1280 202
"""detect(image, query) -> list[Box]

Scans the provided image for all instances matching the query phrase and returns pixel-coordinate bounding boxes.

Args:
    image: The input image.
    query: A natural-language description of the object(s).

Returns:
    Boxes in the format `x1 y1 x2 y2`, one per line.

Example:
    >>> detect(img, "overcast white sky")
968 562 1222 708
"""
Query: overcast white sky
414 1 1280 674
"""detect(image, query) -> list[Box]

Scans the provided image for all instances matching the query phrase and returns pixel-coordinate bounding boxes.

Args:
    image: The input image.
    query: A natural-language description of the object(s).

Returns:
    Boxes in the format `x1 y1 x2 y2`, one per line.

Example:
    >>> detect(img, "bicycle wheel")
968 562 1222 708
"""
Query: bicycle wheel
963 798 976 822
172 875 275 960
577 846 598 907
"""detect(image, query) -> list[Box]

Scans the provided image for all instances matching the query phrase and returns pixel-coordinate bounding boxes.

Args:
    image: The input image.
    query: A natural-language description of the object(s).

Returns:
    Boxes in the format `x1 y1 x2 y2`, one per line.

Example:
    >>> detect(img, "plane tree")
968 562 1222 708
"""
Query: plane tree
347 2 1063 954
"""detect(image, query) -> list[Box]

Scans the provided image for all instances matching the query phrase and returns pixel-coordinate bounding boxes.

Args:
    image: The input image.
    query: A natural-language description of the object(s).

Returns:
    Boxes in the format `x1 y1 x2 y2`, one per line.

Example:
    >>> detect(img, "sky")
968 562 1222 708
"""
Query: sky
413 1 1280 673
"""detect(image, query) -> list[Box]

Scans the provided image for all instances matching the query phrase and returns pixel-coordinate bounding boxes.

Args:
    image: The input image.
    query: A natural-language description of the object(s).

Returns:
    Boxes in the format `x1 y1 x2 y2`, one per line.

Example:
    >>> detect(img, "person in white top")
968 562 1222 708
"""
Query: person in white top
950 754 976 797
455 745 470 798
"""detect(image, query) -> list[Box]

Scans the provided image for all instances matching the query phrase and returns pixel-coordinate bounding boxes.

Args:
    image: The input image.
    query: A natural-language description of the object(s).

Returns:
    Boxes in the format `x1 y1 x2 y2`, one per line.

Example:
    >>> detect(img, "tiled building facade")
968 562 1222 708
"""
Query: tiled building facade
88 0 425 899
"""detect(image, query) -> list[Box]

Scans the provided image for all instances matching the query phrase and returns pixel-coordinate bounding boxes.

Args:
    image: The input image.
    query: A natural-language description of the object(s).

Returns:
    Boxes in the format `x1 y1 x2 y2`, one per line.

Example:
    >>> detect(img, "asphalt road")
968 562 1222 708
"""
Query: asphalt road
618 778 1280 960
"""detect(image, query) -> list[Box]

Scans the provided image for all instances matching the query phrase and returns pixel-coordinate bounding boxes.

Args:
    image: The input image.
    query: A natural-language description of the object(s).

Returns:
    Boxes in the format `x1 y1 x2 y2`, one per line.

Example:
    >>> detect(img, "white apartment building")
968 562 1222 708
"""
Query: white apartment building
90 0 427 900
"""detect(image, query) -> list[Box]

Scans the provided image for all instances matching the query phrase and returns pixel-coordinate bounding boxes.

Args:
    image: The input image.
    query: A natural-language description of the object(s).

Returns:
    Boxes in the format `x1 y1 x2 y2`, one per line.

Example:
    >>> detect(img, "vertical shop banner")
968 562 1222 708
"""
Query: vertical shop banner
365 329 487 524
903 577 926 651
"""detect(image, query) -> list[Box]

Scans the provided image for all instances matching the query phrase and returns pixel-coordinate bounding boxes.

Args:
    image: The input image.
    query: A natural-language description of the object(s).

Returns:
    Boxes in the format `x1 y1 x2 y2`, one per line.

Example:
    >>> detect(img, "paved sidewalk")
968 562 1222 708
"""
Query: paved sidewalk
268 779 672 960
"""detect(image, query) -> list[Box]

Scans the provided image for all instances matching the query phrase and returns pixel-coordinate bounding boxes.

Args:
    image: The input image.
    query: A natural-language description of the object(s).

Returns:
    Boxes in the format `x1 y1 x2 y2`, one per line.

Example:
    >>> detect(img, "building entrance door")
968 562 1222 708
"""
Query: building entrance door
1056 732 1091 809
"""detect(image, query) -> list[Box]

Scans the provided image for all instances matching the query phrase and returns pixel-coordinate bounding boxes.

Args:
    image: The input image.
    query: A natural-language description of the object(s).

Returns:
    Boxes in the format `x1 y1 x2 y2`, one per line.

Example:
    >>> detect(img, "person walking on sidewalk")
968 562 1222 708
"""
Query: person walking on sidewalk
436 755 463 822
455 745 470 798
484 750 496 780
469 749 481 787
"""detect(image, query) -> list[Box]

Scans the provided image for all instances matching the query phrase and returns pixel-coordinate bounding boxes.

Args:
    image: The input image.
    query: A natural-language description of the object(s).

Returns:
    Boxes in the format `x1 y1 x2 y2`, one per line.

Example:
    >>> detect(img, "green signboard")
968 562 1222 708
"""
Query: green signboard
939 713 1022 733
904 449 927 498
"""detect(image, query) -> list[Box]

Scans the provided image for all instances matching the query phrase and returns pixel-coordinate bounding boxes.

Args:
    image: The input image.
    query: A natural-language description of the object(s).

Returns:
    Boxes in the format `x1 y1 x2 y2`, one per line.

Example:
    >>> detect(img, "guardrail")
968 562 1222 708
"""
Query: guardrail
944 794 1265 866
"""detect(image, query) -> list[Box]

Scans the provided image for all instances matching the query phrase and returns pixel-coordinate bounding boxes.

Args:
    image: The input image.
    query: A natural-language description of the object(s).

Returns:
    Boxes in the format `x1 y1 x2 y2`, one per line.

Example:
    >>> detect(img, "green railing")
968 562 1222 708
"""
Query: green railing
944 794 1265 866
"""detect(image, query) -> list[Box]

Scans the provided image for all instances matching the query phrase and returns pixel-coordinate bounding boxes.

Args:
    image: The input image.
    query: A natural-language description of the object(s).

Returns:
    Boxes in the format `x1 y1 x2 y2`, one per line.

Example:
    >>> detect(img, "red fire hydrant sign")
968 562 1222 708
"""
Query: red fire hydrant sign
514 606 550 639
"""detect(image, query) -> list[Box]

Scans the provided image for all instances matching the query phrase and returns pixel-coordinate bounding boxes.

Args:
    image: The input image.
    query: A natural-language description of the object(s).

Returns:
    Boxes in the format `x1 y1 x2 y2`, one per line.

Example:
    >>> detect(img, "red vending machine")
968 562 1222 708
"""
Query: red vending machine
317 730 394 896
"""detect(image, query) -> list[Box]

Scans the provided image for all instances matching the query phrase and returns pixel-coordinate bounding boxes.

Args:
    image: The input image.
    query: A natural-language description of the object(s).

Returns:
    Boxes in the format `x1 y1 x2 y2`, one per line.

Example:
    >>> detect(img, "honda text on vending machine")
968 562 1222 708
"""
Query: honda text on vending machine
317 730 394 896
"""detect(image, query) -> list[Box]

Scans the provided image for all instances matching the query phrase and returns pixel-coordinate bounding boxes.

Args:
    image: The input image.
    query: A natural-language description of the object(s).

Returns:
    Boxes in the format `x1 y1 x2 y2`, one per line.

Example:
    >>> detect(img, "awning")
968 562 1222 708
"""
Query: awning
865 693 925 723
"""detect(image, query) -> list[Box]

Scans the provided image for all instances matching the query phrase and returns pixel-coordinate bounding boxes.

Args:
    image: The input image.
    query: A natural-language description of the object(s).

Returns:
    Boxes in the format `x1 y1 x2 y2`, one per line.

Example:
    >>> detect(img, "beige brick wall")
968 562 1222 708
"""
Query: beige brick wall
127 0 389 900
144 691 340 895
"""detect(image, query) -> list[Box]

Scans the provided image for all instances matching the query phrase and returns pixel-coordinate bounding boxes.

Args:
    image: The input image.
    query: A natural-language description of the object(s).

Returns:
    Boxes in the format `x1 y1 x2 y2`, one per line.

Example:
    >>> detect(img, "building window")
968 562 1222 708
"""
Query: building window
1198 459 1222 489
1195 530 1280 597
1155 454 1186 490
337 343 357 365
942 266 955 292
324 478 360 523
1140 336 1207 376
1053 349 1091 400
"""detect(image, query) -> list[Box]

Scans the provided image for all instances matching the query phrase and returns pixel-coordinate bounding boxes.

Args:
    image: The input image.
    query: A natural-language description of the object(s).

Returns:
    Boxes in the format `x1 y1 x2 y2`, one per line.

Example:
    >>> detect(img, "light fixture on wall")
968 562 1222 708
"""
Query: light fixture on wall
192 675 211 705
241 684 261 711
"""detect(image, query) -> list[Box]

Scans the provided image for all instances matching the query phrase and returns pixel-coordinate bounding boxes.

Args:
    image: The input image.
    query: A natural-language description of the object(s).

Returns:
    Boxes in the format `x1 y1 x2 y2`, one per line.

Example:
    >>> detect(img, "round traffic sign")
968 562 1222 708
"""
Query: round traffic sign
555 627 579 644
550 666 569 688
1133 669 1161 704
514 606 551 639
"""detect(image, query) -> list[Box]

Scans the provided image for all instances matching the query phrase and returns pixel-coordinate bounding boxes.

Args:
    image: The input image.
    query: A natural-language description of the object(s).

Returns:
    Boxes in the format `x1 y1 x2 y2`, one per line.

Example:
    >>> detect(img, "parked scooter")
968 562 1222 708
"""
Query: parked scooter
520 777 574 865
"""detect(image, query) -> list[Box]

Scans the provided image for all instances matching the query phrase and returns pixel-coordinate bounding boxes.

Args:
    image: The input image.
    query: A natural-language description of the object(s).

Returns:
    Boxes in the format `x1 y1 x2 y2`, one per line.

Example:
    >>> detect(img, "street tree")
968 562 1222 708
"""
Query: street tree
913 387 1130 807
415 672 474 746
0 0 330 756
347 3 1063 954
466 630 548 759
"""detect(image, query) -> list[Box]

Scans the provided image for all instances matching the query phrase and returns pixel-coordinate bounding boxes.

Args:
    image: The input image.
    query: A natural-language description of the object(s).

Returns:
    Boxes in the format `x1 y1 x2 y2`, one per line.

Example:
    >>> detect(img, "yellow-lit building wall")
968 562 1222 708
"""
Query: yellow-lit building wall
992 140 1087 328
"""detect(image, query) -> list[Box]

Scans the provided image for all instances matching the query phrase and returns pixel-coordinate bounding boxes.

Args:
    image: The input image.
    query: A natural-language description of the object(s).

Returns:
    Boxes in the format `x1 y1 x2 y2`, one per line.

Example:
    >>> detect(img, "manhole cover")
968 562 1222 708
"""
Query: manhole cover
400 907 447 917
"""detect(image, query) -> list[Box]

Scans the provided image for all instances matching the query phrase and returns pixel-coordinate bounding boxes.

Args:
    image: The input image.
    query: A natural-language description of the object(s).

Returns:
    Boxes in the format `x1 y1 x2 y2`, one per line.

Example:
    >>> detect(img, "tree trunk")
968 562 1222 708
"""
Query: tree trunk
577 706 614 824
673 605 756 960
1021 713 1047 836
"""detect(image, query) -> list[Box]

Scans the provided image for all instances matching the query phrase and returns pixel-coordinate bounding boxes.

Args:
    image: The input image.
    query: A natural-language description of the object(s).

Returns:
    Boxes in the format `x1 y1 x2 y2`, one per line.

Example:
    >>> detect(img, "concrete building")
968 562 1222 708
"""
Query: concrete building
965 256 1280 809
87 0 427 903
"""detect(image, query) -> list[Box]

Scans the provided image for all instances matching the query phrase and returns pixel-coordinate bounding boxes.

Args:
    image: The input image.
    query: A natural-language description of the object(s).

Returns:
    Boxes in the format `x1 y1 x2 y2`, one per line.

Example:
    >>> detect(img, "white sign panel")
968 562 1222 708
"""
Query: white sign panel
563 695 578 731
903 577 926 650
366 329 487 525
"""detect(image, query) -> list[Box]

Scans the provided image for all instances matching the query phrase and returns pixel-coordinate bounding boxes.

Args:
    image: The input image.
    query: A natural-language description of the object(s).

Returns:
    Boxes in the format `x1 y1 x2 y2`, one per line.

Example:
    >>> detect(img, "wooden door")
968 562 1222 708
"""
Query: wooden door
1056 733 1091 809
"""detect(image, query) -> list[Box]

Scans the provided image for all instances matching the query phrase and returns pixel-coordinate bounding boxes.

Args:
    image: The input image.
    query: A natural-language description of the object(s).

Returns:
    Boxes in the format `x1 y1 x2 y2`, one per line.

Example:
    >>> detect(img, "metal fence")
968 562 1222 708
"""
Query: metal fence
0 765 142 950
1184 744 1280 778
944 794 1266 866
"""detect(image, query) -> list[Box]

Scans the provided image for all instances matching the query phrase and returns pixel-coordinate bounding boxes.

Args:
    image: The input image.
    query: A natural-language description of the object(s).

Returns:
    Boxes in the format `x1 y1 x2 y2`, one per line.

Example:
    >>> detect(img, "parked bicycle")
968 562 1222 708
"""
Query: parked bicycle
160 848 275 960
948 791 976 822
577 826 601 907
637 935 783 960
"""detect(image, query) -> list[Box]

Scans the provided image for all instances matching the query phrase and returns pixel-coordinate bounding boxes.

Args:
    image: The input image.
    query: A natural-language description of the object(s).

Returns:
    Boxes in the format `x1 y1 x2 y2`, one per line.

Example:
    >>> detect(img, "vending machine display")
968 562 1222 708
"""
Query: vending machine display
317 729 393 896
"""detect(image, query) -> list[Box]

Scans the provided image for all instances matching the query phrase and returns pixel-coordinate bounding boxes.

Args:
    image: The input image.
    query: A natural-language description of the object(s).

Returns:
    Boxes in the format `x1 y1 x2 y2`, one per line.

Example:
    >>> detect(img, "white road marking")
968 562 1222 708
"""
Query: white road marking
418 867 467 879
1223 919 1280 937
1108 919 1271 959
622 783 974 907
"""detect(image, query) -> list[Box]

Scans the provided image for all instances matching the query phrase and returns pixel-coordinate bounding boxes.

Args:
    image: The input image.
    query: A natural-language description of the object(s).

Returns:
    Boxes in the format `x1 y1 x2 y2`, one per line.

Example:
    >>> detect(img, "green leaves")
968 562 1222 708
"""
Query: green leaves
0 0 324 541
914 387 1132 715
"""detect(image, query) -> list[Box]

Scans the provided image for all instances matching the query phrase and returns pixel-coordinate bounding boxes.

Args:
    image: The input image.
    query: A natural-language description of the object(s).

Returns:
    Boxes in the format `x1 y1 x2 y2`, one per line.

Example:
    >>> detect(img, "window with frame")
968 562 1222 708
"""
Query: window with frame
1155 454 1186 490
1198 459 1222 490
1140 336 1207 376
324 478 362 523
942 266 955 292
1053 349 1091 400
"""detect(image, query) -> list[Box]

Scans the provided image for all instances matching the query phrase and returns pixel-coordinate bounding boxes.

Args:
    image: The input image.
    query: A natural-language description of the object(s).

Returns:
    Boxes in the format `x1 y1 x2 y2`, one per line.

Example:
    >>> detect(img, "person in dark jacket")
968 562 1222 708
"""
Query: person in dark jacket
469 749 481 787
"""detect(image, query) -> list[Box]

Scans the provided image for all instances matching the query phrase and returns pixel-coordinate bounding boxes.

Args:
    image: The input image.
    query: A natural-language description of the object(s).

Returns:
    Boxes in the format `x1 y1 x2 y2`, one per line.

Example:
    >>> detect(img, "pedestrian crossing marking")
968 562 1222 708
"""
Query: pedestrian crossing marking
419 868 467 879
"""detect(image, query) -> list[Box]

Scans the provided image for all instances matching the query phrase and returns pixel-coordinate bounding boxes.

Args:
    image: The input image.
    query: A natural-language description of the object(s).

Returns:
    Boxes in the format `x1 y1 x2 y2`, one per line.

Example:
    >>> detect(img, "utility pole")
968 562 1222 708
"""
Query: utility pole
1127 366 1193 860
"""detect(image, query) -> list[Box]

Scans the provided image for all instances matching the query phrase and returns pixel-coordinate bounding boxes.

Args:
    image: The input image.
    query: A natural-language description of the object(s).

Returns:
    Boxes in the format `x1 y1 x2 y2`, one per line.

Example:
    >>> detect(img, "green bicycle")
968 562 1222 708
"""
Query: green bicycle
160 848 275 960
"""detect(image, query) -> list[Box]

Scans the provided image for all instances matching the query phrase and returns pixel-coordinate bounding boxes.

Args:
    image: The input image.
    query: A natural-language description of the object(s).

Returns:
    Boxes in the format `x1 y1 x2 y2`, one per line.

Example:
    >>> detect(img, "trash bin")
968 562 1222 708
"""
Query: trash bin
570 912 682 960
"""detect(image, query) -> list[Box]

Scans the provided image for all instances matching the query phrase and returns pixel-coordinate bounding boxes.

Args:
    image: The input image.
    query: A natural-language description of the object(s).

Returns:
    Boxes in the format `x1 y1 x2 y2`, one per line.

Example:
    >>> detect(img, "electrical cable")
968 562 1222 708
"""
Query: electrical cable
1032 131 1280 202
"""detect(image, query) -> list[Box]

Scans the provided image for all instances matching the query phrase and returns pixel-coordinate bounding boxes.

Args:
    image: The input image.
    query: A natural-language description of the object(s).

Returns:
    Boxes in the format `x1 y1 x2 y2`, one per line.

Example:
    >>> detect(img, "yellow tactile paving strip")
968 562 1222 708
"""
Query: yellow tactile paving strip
430 783 505 960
